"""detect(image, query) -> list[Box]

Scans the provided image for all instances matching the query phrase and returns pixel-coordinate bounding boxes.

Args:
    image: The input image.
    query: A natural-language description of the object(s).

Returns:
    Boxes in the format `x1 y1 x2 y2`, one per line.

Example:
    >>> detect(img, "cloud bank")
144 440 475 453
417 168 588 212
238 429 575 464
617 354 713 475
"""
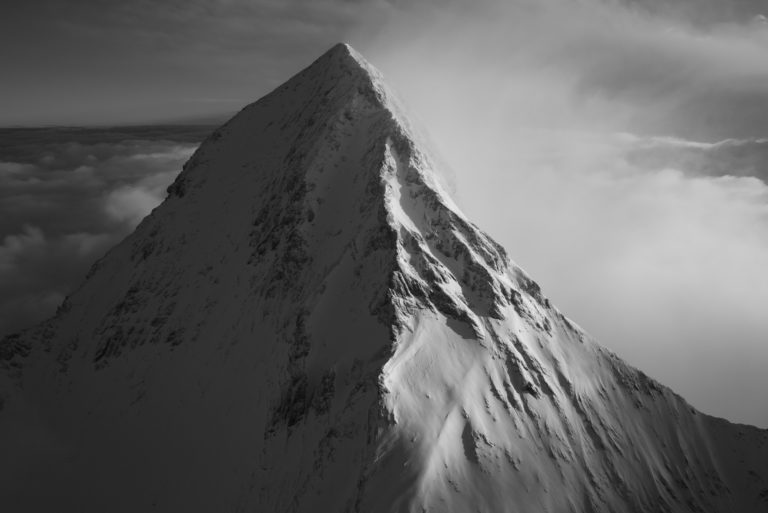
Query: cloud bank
0 127 204 337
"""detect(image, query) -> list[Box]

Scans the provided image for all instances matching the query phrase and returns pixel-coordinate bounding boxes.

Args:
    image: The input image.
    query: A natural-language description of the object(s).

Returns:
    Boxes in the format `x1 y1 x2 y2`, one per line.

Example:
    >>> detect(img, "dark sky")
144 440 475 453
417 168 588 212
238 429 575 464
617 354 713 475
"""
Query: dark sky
0 1 390 125
2 0 768 426
3 0 765 126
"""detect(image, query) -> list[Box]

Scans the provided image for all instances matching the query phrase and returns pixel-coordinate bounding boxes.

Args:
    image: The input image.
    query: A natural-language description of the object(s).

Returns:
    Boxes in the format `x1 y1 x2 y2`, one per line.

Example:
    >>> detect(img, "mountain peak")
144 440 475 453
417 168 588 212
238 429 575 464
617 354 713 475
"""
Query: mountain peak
163 41 518 338
2 44 768 513
274 41 390 111
319 42 378 79
323 42 364 64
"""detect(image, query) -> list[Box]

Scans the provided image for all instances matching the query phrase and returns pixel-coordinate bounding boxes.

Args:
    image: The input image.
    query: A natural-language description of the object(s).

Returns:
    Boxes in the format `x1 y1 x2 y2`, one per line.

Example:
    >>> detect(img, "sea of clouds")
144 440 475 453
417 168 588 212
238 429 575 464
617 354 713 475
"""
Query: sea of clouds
0 127 211 337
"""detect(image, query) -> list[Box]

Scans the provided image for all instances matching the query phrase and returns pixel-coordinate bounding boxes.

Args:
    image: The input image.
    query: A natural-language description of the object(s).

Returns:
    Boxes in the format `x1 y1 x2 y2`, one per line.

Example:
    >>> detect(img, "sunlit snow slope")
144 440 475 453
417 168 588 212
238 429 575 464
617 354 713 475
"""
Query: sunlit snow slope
2 43 767 513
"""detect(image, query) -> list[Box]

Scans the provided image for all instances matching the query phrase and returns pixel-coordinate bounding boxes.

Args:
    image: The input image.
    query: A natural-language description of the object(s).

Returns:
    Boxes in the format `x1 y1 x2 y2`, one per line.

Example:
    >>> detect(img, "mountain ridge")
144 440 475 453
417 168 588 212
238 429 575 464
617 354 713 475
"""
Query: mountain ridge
2 42 768 513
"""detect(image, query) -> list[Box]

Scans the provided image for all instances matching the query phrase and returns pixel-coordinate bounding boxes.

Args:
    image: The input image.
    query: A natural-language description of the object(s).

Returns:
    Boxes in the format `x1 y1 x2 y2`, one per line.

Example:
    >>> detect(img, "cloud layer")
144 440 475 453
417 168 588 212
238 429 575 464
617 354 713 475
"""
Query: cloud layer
0 127 204 337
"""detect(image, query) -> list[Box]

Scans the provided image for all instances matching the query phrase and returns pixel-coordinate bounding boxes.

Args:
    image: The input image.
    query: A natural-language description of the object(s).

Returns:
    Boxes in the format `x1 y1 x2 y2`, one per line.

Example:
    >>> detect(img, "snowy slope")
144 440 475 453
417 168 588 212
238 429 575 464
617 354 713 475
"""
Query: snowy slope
2 43 767 513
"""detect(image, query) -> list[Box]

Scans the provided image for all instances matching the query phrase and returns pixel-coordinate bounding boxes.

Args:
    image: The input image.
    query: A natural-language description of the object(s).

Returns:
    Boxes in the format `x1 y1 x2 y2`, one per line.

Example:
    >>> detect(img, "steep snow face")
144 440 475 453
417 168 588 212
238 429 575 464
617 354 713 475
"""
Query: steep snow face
2 43 768 513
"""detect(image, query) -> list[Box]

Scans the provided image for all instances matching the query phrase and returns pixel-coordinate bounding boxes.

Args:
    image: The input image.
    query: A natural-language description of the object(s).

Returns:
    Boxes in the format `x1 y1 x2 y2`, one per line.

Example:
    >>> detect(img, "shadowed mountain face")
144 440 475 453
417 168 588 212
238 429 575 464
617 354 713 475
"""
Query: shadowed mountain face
1 43 767 513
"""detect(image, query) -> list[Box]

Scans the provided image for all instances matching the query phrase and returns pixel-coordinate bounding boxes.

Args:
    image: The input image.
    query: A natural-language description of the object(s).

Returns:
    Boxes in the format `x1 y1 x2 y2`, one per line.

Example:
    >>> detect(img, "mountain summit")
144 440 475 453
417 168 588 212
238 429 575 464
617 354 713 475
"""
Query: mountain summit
2 43 768 513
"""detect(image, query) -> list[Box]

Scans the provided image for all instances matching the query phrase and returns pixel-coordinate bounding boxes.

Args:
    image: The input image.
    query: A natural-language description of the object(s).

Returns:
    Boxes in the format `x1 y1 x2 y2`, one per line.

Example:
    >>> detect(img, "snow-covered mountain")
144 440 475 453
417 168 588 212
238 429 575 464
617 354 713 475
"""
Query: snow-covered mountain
2 43 767 513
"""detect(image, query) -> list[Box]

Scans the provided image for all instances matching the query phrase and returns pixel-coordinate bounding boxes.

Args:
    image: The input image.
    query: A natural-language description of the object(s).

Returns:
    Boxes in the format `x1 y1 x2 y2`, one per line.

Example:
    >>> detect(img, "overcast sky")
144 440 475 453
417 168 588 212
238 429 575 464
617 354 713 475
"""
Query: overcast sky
2 0 768 427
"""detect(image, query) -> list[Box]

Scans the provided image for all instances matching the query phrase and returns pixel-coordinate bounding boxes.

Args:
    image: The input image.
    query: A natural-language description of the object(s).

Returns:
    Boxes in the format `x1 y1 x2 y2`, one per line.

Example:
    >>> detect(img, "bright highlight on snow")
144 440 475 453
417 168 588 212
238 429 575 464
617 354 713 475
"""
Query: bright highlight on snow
1 43 767 512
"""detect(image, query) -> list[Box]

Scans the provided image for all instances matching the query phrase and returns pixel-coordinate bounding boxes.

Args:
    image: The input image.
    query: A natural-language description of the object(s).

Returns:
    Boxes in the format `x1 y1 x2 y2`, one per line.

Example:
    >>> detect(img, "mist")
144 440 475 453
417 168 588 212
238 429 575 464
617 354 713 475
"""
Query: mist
349 0 768 426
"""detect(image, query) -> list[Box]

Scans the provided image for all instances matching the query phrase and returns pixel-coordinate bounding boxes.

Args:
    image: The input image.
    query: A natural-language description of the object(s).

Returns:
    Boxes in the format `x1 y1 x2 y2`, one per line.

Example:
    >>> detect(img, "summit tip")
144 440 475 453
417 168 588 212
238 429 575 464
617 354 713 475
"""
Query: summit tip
318 42 371 70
